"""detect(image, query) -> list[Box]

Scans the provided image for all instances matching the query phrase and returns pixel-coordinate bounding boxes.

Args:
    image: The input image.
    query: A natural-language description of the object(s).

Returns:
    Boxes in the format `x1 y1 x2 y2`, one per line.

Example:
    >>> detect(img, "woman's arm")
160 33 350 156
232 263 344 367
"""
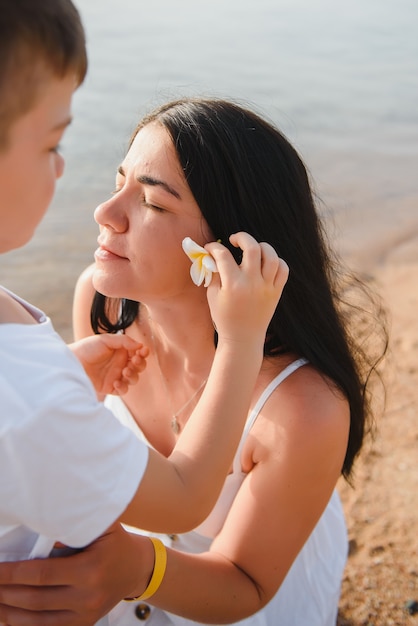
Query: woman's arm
0 365 349 626
137 366 350 620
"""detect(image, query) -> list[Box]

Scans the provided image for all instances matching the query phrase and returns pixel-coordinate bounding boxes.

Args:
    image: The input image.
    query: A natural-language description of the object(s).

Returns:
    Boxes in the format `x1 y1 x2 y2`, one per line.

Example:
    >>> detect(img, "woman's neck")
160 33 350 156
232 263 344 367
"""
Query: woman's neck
138 298 216 379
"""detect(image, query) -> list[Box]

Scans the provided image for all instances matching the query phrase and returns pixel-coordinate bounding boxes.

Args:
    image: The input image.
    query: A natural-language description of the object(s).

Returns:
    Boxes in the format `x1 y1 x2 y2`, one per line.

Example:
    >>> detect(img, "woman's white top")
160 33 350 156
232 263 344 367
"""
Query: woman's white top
104 359 348 626
0 287 148 562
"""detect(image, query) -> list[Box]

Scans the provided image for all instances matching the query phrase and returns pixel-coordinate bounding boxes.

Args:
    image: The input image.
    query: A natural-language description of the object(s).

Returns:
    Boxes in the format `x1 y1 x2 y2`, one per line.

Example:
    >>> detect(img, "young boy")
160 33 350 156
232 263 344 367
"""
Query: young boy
0 0 287 595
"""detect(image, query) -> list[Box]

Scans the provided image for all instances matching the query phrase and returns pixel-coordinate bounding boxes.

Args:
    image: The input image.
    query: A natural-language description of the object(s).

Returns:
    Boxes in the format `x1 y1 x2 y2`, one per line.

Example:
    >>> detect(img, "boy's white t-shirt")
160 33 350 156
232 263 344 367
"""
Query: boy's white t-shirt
0 287 149 561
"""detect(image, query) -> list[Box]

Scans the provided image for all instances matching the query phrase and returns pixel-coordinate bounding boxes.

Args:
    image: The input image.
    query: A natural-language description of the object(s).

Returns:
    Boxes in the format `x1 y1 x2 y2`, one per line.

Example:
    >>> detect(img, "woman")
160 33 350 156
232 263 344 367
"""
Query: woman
0 98 386 626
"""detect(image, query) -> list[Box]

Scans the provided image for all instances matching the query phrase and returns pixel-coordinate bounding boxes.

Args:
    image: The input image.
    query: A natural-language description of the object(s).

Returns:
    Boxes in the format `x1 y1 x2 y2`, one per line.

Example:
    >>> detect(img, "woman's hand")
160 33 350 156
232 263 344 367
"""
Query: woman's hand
69 335 149 396
205 232 289 345
0 524 153 626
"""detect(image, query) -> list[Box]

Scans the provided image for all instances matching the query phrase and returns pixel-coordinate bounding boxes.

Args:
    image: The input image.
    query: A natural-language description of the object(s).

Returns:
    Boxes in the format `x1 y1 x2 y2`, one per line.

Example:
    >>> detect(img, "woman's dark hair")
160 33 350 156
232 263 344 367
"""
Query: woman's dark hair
91 97 387 480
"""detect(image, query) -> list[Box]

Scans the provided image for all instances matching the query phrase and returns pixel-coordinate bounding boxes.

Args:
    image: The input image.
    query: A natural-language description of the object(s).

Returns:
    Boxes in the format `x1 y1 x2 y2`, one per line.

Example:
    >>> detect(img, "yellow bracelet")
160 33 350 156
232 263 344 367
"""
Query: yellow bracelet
124 537 167 602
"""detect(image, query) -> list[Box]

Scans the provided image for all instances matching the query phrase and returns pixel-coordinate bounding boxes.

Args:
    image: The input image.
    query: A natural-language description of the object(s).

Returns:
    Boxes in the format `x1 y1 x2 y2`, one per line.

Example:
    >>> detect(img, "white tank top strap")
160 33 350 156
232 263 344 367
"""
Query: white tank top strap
232 358 309 474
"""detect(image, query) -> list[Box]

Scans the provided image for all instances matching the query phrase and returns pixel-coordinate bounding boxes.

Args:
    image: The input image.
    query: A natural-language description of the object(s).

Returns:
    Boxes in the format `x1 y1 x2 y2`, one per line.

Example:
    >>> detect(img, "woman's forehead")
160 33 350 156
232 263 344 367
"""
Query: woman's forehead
121 123 196 205
124 124 176 170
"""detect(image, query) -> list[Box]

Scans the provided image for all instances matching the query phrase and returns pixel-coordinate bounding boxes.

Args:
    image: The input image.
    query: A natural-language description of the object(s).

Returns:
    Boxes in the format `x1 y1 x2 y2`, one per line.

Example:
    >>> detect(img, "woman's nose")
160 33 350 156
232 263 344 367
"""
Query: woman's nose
94 195 128 232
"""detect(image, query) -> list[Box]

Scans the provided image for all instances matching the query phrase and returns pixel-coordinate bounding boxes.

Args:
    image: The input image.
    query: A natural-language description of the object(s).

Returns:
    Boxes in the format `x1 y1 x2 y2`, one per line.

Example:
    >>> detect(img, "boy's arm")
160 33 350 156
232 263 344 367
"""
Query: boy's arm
68 335 148 397
121 232 289 532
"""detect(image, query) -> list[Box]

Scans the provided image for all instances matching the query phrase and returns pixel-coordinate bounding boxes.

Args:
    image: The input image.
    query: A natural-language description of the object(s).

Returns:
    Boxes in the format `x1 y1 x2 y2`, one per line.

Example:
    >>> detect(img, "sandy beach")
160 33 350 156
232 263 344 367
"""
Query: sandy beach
336 204 418 625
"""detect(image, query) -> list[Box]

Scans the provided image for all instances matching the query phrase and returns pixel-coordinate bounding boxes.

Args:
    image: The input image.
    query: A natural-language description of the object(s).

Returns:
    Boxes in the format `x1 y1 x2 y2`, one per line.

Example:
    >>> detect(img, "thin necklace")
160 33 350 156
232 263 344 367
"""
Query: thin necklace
148 319 208 434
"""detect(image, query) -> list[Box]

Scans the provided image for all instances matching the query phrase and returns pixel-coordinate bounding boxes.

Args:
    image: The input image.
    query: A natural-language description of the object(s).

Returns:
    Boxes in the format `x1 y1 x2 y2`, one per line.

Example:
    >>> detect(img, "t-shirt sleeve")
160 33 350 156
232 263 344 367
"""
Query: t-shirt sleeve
0 325 149 548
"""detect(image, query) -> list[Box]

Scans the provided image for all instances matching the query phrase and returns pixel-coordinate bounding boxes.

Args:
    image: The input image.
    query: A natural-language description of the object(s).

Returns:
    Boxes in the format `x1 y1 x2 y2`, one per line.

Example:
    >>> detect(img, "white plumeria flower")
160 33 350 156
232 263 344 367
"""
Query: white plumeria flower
182 237 218 287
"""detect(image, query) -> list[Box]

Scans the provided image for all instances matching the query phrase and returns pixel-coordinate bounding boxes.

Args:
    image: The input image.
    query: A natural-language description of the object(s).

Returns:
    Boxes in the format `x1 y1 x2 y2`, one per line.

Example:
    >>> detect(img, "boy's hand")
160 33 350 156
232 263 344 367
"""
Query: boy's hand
205 232 289 345
69 335 149 396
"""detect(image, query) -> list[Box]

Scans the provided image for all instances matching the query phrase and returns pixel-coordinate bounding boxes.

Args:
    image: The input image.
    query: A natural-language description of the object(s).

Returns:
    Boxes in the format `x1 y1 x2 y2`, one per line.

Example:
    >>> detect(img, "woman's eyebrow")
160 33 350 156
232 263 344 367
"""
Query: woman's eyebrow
116 167 181 200
137 175 181 200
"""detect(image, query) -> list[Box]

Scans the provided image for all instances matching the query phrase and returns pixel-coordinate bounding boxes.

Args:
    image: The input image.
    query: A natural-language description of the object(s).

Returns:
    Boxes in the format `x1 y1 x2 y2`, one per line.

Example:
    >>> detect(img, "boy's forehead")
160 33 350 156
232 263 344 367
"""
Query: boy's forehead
30 64 78 107
10 74 75 141
37 78 75 126
3 65 76 133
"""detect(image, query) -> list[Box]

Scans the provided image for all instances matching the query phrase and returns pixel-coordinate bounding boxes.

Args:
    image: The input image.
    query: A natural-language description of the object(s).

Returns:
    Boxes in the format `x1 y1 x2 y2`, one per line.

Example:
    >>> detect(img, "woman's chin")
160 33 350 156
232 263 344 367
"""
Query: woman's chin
91 268 117 297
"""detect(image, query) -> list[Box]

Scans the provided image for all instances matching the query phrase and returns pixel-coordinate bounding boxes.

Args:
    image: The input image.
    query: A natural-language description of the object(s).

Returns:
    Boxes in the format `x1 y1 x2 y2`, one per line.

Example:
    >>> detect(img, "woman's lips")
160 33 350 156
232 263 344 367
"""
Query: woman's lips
94 245 127 262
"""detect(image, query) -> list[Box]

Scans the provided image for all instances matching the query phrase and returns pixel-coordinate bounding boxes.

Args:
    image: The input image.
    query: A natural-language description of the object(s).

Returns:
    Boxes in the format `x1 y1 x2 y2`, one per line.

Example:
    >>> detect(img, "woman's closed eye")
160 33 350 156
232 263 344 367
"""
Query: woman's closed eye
109 187 166 213
142 197 166 212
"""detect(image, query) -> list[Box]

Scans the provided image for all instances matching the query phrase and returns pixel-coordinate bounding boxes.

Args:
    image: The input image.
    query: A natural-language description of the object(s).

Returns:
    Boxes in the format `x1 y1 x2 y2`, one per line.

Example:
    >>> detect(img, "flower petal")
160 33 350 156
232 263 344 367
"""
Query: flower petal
203 270 213 287
202 255 217 273
182 237 218 287
190 260 205 286
182 237 206 260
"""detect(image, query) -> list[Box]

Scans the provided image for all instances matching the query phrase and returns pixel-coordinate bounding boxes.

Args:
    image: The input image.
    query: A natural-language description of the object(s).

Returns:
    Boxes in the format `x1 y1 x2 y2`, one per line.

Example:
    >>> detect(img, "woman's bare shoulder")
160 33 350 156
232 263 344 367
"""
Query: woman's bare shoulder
247 362 350 471
256 360 348 422
278 362 349 423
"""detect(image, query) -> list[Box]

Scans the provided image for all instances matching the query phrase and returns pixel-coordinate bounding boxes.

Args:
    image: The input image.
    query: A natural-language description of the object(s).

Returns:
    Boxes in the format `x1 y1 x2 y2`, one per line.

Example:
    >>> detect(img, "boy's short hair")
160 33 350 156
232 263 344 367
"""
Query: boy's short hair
0 0 88 148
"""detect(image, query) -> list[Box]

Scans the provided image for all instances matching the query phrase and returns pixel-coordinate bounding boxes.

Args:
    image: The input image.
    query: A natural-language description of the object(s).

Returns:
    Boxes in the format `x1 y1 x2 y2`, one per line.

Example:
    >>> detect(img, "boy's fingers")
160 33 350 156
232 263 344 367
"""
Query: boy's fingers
206 233 287 291
259 242 289 289
207 269 221 289
259 242 279 282
228 231 257 251
206 232 261 280
228 232 264 274
204 243 235 284
274 258 289 289
121 367 138 382
130 353 147 369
